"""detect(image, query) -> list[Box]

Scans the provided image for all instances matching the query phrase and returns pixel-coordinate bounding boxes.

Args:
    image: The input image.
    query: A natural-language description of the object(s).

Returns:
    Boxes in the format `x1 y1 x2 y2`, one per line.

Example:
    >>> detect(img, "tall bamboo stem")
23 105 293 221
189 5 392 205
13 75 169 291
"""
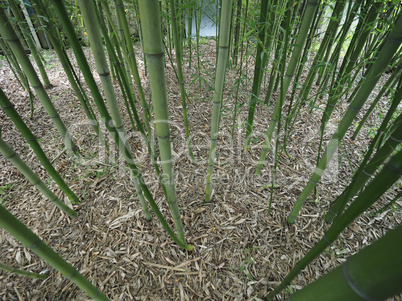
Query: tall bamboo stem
0 9 78 154
9 0 51 87
138 0 186 242
50 0 192 250
169 0 196 164
255 0 320 175
244 0 269 150
287 12 402 223
77 0 151 221
205 0 233 202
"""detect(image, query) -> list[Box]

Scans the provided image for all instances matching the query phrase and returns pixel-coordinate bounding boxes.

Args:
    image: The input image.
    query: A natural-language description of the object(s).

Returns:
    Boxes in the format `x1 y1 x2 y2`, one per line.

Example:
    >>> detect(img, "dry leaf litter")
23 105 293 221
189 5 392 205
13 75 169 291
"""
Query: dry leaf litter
0 40 401 301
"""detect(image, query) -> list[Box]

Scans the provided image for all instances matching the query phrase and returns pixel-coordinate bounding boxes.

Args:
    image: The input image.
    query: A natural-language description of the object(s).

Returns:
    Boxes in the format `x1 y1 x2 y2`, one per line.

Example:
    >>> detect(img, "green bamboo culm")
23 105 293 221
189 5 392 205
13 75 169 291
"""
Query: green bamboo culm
99 2 169 202
325 108 402 223
314 1 382 141
0 88 80 204
255 0 320 175
0 262 47 279
287 12 402 224
94 3 138 134
265 148 402 300
286 0 346 124
352 63 401 140
114 0 153 146
169 0 197 164
187 0 194 69
76 0 151 221
0 9 78 154
0 37 35 118
138 0 186 243
265 0 293 215
0 204 109 301
194 0 202 90
50 0 192 250
29 0 107 148
369 191 402 217
84 0 191 248
286 224 402 301
205 0 233 202
0 128 76 217
244 0 269 150
8 0 51 88
303 0 376 181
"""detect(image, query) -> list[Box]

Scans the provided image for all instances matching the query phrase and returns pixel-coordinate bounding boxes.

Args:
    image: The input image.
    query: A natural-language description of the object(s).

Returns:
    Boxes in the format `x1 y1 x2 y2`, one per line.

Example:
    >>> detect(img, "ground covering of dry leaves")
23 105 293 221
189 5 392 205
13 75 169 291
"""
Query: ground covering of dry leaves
0 40 401 300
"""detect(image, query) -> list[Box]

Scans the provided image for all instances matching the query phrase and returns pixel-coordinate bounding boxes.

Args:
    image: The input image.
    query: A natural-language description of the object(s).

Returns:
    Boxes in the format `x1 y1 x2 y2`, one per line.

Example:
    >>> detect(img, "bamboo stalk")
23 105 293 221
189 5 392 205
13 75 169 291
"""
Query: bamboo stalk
286 224 402 301
294 0 346 109
287 12 402 223
187 0 194 68
19 0 42 48
50 0 192 249
244 0 269 150
0 37 34 118
138 0 186 242
194 0 202 90
266 0 293 215
0 262 47 279
325 95 402 222
113 0 153 143
352 63 401 139
0 204 109 301
0 8 78 154
9 0 51 87
30 0 107 148
96 1 169 200
205 0 233 202
0 128 76 217
76 0 151 221
0 88 80 204
266 148 402 300
369 191 402 217
230 0 249 139
169 0 197 164
255 0 320 175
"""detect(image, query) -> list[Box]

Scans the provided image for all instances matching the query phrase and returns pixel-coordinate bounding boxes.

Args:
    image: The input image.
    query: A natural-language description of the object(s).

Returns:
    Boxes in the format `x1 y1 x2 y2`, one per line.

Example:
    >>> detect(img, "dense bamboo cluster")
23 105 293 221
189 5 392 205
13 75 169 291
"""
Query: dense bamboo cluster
0 0 401 299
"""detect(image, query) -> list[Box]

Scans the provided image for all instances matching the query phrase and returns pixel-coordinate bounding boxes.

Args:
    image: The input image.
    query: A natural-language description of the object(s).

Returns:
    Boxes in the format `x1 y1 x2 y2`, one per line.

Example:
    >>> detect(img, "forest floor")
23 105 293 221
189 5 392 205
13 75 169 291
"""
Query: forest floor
0 39 401 301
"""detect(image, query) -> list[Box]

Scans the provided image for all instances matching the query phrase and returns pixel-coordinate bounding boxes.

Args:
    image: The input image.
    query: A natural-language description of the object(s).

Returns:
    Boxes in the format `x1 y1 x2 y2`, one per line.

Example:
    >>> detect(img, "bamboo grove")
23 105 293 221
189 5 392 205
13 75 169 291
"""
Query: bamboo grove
0 0 401 299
